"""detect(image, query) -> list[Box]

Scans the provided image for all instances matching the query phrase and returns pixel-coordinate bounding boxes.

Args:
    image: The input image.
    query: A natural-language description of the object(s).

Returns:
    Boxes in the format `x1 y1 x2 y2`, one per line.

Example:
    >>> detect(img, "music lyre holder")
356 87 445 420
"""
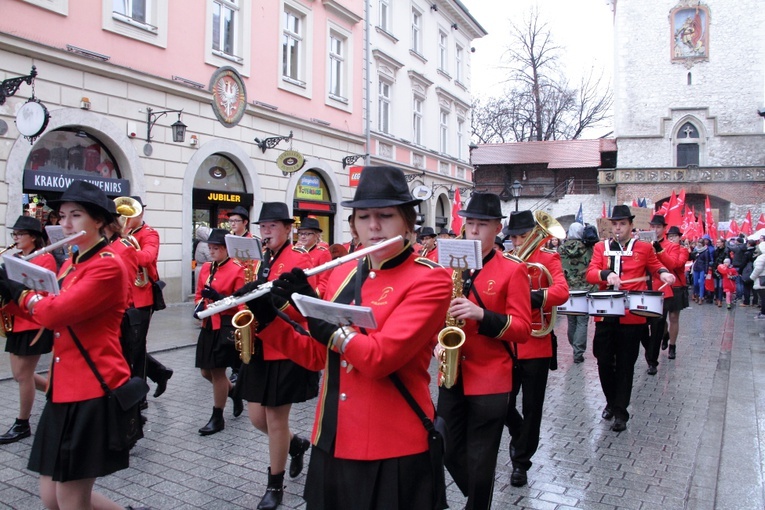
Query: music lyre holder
0 66 37 106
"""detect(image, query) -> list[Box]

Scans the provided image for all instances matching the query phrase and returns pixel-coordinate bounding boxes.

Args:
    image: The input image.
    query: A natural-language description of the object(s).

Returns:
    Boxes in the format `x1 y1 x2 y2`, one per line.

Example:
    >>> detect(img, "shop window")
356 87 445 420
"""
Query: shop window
193 154 246 190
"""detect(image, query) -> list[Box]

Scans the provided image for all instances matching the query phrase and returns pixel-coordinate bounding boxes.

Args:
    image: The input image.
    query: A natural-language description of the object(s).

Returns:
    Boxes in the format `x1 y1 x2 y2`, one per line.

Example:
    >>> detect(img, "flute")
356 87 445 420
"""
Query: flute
197 235 404 319
21 230 87 261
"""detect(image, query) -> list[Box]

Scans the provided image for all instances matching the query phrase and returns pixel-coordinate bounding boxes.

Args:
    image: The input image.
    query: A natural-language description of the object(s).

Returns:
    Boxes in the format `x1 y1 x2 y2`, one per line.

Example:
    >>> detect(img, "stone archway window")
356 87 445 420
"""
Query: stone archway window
676 121 700 167
24 128 121 178
193 154 246 190
436 195 448 228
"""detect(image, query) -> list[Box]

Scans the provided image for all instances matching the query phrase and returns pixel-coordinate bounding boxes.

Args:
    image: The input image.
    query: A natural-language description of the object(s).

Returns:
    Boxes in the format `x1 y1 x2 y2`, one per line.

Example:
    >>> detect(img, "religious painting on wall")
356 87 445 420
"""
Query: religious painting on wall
671 3 710 64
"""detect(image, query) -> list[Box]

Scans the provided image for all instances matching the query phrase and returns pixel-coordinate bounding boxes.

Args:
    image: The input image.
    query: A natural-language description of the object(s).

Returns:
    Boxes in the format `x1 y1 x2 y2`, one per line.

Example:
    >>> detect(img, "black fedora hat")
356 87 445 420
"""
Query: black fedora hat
50 180 113 218
298 217 322 232
130 196 146 208
438 227 450 236
608 205 635 221
255 202 294 224
504 210 535 236
649 214 667 226
458 192 506 220
419 227 436 238
205 228 229 245
227 205 249 220
11 216 43 235
667 226 682 236
341 166 421 208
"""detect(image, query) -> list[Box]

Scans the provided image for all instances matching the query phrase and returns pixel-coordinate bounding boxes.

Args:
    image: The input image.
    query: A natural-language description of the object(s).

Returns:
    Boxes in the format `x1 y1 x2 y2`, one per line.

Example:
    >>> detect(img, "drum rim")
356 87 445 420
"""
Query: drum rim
626 290 664 296
588 291 625 298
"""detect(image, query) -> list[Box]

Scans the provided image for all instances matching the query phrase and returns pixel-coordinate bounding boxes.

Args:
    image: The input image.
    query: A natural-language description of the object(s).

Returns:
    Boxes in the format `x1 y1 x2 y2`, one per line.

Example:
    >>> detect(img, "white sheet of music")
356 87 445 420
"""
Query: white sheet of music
45 225 66 245
437 239 483 270
3 255 60 295
292 294 378 329
225 234 262 261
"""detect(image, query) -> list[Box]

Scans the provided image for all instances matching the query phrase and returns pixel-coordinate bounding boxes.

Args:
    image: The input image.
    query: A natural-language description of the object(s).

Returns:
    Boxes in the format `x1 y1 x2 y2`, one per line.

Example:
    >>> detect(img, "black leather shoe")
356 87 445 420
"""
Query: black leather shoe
611 418 627 432
229 388 243 418
510 467 527 487
661 333 669 350
288 435 310 478
139 400 148 410
601 406 614 420
0 420 31 445
153 368 173 398
668 345 676 360
646 365 657 375
199 408 224 436
257 468 285 510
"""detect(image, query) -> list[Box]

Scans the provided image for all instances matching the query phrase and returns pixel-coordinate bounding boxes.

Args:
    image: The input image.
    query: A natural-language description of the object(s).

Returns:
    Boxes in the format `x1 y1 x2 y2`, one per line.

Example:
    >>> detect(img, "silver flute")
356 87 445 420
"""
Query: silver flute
21 230 87 261
196 235 404 319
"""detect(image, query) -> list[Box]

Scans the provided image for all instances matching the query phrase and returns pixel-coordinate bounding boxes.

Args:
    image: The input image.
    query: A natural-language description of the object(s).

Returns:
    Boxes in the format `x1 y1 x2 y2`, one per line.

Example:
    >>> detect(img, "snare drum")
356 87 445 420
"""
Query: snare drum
627 290 664 318
587 291 626 317
557 290 589 316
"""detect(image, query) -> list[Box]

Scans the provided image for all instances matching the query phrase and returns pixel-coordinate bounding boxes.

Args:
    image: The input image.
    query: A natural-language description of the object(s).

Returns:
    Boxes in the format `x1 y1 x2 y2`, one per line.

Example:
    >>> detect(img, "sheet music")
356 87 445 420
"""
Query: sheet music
225 234 263 261
292 294 378 329
44 225 66 245
3 255 60 295
436 239 483 270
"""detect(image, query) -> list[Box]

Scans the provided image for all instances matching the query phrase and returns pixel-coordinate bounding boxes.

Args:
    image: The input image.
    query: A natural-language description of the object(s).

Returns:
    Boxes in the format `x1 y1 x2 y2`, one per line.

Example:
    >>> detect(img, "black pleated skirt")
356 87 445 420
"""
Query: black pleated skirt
5 328 53 356
195 319 239 369
238 347 319 407
304 447 441 510
28 396 129 482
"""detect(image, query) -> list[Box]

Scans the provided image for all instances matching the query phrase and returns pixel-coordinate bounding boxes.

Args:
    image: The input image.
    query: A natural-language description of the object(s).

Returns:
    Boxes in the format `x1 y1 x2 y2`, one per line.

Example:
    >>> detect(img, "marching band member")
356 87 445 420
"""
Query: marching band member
193 228 245 436
125 197 174 400
243 166 452 509
296 217 332 297
0 181 143 510
504 210 569 488
228 205 254 238
237 202 318 510
662 225 689 360
0 217 56 445
436 193 531 509
586 205 674 432
419 226 439 262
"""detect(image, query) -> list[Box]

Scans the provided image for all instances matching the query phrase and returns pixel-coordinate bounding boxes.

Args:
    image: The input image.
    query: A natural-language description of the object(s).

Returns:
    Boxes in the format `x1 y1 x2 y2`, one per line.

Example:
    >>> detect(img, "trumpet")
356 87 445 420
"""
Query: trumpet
196 235 405 319
514 211 566 338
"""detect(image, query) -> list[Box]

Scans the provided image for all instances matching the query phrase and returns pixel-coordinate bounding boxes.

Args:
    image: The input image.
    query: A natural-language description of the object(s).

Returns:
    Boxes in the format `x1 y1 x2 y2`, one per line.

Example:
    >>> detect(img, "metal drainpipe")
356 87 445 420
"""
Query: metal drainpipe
364 0 371 165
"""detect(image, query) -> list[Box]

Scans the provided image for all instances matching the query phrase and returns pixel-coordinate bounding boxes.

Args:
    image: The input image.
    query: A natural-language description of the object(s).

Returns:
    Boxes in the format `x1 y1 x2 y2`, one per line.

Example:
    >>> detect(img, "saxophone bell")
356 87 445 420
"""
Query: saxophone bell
232 309 257 364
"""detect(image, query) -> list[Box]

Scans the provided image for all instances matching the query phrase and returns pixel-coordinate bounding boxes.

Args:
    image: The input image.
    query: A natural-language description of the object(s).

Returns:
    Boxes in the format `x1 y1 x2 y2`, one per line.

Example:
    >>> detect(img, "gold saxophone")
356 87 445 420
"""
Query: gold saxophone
233 254 259 363
0 243 18 337
114 197 150 287
437 266 467 389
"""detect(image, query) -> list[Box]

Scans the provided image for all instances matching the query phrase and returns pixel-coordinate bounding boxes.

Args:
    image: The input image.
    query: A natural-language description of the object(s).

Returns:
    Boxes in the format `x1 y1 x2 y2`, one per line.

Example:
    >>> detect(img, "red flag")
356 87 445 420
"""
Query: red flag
682 207 698 241
631 198 638 207
757 213 765 231
602 202 606 218
656 201 669 217
741 210 753 235
451 188 463 235
665 189 684 228
705 196 717 240
729 219 740 237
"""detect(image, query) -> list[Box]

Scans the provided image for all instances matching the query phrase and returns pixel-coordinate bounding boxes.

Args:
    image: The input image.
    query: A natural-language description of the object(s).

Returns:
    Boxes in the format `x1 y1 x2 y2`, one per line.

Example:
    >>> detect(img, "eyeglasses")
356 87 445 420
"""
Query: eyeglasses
11 232 29 238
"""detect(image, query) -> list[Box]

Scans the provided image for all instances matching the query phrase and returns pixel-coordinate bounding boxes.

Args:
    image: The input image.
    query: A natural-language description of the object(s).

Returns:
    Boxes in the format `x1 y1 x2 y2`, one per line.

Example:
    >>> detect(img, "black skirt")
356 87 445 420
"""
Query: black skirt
304 447 441 510
5 328 53 356
195 318 239 369
28 396 129 482
238 347 319 406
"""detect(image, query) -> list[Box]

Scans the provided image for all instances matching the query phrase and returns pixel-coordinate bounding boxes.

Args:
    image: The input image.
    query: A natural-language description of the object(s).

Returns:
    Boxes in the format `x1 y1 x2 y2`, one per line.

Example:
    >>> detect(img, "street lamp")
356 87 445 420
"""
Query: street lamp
511 180 523 211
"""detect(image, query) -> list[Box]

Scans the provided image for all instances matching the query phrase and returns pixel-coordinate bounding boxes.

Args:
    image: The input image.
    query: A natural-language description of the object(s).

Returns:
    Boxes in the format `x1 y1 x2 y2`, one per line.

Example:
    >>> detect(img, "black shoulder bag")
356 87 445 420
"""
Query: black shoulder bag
68 326 149 451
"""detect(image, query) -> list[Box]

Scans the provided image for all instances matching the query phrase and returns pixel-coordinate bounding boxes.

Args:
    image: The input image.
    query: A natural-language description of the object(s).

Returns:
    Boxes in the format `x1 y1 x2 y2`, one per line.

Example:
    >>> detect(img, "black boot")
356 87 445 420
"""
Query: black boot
257 468 284 510
228 386 243 418
153 368 173 398
0 419 31 445
288 434 310 478
198 407 224 436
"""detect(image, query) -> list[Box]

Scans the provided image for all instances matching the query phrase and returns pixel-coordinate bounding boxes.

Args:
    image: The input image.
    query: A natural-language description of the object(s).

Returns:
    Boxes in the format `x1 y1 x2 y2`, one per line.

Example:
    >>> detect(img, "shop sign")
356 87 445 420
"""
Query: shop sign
349 165 363 187
24 170 130 196
193 188 251 206
276 150 305 174
296 174 324 200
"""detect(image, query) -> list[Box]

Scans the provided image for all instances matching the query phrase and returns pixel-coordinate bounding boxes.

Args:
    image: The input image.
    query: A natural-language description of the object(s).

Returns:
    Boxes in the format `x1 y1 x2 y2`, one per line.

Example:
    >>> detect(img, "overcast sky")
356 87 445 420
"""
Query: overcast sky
461 0 615 137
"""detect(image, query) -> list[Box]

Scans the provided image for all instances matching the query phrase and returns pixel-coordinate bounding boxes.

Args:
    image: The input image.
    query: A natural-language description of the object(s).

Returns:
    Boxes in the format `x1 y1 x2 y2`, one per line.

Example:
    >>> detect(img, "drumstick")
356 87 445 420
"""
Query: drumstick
657 282 669 291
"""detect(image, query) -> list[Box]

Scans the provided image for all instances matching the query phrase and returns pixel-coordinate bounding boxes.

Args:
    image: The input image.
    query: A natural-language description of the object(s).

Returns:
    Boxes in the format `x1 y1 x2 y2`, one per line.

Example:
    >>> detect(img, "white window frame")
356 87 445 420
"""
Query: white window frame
378 80 392 134
204 0 251 76
413 96 423 145
283 9 303 84
279 0 313 98
457 118 465 160
212 0 240 61
440 110 449 154
327 22 353 111
379 0 391 33
455 44 464 83
411 8 422 55
438 30 448 72
102 0 168 47
22 0 68 15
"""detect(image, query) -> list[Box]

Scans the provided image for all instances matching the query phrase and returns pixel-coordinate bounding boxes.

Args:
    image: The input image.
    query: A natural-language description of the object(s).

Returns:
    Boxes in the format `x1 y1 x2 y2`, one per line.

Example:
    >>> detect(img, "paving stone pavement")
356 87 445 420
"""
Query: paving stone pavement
0 300 763 509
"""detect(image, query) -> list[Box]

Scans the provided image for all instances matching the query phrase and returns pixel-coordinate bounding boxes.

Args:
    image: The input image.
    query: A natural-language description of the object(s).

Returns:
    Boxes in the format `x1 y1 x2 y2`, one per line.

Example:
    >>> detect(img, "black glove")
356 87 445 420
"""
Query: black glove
271 268 317 307
530 289 545 309
201 285 223 301
307 316 340 346
246 292 278 330
232 277 268 297
652 241 663 253
192 300 205 320
0 268 29 304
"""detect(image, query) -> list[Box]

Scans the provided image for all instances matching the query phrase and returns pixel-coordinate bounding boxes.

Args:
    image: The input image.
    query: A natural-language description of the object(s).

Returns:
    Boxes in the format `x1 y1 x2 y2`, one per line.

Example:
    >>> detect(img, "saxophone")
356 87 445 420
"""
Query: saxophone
232 256 259 363
437 267 467 389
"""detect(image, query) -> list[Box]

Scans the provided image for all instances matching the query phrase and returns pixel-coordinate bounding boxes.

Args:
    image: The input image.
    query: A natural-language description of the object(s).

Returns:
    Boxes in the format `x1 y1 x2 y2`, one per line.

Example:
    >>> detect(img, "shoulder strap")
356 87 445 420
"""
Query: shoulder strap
389 372 437 435
67 326 112 395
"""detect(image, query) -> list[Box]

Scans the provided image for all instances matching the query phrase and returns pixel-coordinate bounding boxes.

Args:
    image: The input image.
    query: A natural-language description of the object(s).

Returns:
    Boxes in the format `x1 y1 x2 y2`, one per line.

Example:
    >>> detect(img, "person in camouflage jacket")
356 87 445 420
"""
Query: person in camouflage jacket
559 223 597 363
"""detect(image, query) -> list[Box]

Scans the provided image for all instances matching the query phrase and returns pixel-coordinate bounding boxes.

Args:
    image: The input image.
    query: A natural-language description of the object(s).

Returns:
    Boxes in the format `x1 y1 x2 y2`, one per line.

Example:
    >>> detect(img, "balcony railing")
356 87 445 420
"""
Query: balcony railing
599 166 765 187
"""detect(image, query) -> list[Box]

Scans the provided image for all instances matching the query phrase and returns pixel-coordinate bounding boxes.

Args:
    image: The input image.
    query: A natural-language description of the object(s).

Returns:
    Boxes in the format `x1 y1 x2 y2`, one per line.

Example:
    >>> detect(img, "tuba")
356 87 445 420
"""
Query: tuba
514 211 566 338
232 309 257 364
437 266 467 388
114 197 150 287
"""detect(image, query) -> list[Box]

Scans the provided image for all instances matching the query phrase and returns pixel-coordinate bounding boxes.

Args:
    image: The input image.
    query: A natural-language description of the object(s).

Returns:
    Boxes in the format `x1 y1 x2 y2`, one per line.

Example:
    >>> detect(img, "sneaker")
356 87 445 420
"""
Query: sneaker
755 314 765 320
727 304 732 310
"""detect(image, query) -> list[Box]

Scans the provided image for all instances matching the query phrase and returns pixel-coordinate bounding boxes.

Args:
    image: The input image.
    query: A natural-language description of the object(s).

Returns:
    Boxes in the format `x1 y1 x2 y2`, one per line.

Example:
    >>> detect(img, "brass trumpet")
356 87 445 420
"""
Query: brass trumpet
514 211 566 338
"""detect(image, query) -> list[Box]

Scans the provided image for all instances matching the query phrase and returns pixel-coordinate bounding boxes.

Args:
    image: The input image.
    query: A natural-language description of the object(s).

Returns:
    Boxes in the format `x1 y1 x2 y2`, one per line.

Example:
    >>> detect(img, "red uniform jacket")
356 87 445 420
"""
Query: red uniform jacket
423 244 439 263
586 238 669 325
21 240 130 403
109 237 139 307
129 223 160 308
306 244 332 298
517 247 569 359
2 252 56 332
718 264 737 293
254 244 313 361
196 258 245 330
460 250 531 394
261 245 452 460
